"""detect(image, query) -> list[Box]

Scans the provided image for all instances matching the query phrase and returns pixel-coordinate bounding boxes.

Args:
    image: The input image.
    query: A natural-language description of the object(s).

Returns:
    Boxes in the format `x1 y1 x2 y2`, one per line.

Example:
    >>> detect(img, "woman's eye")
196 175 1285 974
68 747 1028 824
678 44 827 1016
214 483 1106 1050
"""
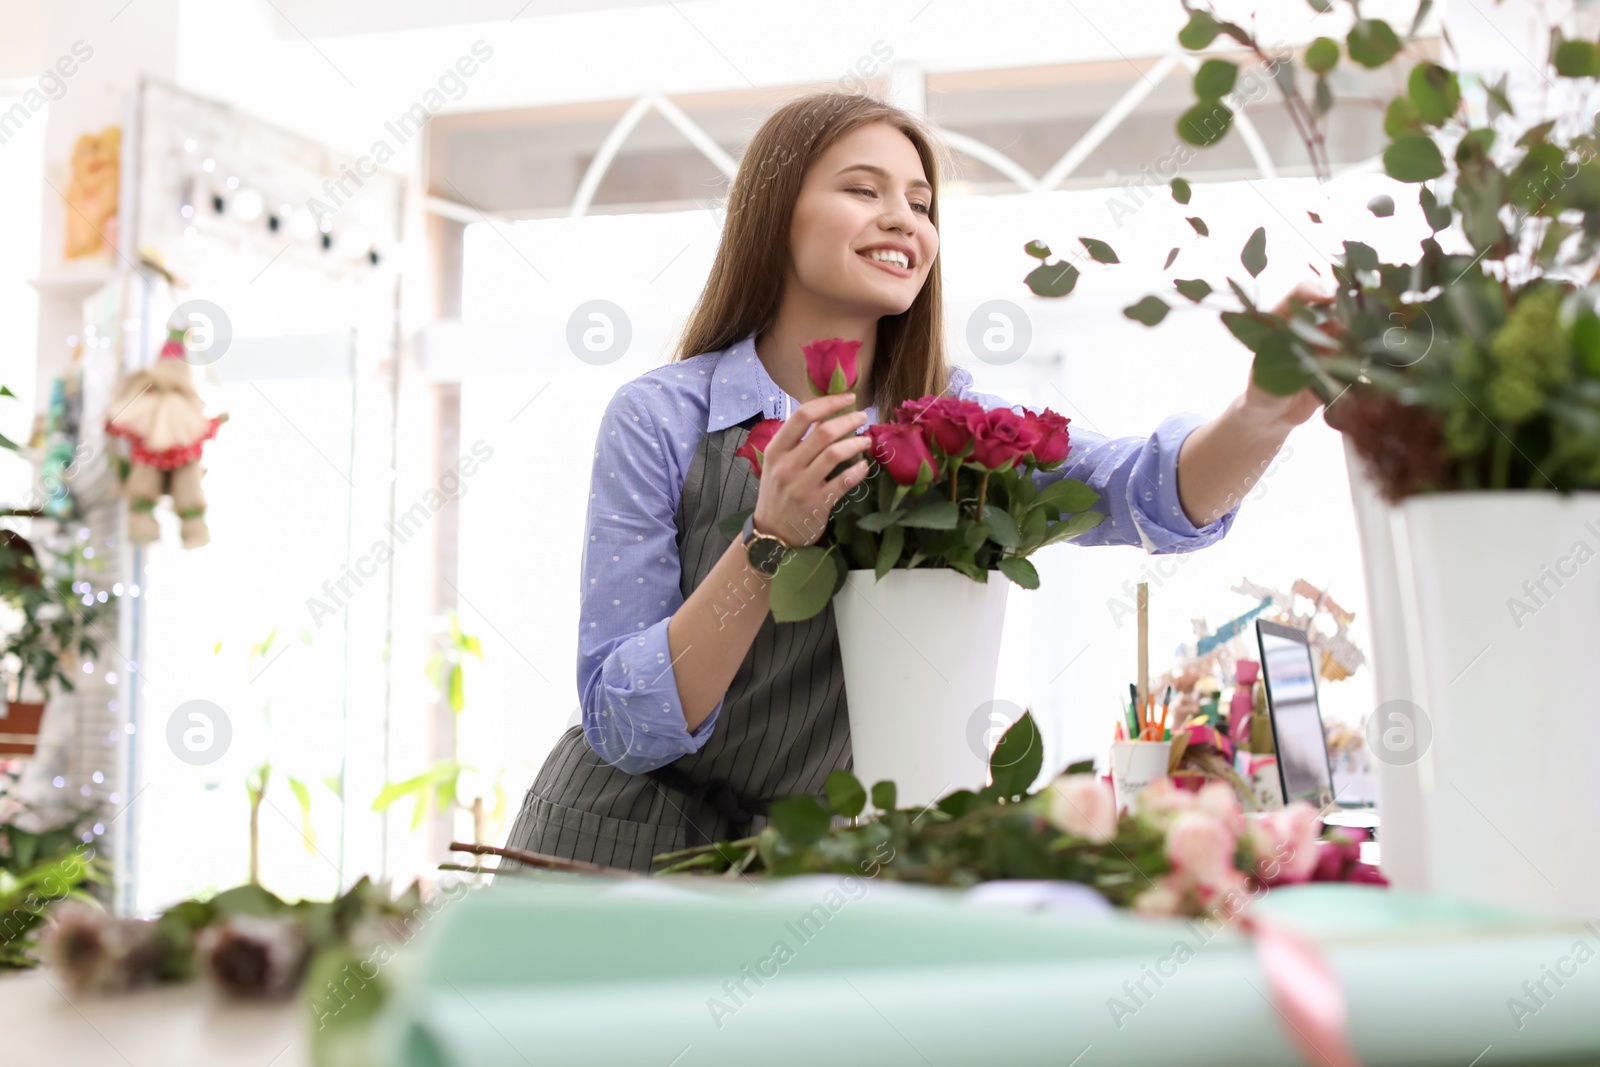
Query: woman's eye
849 187 932 215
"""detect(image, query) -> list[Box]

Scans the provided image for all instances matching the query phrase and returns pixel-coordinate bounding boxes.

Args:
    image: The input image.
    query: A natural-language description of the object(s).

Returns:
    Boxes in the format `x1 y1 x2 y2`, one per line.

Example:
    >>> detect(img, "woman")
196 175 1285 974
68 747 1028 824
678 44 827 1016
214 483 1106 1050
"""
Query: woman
502 91 1323 873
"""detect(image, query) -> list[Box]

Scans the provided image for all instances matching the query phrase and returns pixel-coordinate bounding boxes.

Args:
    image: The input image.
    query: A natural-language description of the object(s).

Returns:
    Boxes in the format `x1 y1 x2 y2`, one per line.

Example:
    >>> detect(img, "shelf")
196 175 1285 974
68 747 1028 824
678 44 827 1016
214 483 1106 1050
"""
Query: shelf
26 261 121 296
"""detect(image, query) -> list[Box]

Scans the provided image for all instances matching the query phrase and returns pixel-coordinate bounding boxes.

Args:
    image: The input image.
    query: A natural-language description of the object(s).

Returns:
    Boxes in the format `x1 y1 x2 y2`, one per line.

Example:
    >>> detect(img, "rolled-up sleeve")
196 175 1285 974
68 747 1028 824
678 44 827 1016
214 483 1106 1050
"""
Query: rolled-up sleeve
950 366 1238 554
577 385 722 774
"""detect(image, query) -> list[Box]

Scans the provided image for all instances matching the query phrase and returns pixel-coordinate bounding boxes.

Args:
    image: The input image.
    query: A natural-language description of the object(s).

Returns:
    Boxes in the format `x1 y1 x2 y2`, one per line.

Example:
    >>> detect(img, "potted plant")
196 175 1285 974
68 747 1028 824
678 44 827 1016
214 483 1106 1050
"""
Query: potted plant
721 340 1102 807
0 528 109 757
1025 1 1600 917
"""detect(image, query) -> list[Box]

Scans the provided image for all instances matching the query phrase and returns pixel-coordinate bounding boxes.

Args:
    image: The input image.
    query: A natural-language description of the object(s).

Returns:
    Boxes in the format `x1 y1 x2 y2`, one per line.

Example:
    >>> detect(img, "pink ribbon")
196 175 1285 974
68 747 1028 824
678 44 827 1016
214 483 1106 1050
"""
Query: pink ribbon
1238 913 1363 1067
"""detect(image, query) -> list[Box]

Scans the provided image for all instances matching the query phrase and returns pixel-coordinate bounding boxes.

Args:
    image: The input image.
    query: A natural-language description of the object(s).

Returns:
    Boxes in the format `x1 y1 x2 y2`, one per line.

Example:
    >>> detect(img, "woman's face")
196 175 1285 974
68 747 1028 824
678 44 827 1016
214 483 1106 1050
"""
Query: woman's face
787 121 938 318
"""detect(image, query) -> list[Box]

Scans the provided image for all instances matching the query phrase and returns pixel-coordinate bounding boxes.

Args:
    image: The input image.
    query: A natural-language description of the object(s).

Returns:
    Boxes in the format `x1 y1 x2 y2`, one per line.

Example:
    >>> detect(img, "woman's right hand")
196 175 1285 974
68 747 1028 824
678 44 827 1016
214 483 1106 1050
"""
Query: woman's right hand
752 392 874 548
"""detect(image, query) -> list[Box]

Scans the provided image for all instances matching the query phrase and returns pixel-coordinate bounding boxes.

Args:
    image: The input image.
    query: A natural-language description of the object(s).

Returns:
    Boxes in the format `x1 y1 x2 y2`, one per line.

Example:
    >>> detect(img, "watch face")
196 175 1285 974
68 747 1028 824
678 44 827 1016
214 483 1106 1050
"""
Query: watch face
747 537 786 577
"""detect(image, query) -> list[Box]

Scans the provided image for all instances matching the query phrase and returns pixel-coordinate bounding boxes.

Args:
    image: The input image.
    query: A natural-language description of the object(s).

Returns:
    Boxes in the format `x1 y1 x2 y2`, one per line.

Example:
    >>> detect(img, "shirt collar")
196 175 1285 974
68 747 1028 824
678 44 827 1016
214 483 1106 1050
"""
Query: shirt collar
707 329 880 432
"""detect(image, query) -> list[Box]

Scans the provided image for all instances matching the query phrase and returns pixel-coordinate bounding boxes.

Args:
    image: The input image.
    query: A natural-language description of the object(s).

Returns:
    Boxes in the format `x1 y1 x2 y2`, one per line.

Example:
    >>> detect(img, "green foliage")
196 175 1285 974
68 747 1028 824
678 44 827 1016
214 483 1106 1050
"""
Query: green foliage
0 533 111 703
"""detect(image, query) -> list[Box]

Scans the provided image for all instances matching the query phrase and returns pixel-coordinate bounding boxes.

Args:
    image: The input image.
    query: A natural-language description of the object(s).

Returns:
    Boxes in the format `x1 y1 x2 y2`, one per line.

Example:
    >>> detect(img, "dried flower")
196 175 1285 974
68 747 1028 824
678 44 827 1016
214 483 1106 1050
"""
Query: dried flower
40 901 165 994
197 914 312 1000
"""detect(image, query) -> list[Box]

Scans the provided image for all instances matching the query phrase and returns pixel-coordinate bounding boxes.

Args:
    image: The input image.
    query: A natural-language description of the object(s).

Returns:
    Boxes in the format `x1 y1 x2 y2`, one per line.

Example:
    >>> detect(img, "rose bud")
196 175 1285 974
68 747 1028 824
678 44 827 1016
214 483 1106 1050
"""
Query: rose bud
1023 408 1072 468
1165 810 1237 891
969 408 1043 472
197 914 312 1000
917 397 986 457
1046 774 1117 844
733 418 784 479
801 338 861 396
867 422 940 487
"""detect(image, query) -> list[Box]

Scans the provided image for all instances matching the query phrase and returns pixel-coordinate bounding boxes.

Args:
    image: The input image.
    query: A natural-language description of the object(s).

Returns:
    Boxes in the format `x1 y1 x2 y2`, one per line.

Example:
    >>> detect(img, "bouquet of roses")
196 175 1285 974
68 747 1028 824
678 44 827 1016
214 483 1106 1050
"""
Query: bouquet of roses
720 338 1106 622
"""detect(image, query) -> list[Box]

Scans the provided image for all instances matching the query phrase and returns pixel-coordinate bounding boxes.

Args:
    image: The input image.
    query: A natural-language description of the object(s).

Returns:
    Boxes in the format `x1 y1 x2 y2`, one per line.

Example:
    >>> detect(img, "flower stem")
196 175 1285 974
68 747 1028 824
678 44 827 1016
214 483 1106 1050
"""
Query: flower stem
1489 431 1513 490
976 471 990 522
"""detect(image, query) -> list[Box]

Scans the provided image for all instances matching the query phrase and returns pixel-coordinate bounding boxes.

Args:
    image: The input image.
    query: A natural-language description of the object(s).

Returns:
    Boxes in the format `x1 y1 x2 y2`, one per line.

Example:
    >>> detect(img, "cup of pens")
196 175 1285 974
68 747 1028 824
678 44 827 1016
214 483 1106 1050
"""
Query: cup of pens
1111 683 1175 813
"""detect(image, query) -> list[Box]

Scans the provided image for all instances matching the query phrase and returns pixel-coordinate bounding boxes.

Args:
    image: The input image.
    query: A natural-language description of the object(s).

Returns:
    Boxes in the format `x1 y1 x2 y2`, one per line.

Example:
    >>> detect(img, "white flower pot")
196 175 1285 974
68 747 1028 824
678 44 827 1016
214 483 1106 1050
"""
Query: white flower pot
1346 440 1600 918
831 568 1010 810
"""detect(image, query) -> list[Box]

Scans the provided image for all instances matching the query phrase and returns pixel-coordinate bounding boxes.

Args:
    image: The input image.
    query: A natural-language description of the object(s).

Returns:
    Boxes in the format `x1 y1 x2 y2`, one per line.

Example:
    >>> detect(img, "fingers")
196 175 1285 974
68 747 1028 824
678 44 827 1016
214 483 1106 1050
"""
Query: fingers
768 392 857 457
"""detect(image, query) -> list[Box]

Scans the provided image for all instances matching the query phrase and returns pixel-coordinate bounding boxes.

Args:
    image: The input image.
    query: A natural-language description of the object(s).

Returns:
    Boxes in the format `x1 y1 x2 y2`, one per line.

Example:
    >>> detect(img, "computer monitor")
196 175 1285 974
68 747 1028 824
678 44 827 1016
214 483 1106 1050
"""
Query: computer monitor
1255 619 1336 808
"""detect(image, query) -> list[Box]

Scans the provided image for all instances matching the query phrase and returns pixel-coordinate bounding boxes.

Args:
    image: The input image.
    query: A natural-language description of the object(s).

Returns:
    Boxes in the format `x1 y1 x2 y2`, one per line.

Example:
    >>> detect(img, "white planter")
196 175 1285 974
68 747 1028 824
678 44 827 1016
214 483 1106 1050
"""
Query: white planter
831 568 1010 809
1347 444 1600 919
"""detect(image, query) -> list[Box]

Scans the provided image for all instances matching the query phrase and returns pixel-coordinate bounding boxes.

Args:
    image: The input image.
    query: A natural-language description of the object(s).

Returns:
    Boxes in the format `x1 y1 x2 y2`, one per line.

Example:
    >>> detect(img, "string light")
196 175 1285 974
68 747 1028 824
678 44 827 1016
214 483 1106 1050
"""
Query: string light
52 776 65 787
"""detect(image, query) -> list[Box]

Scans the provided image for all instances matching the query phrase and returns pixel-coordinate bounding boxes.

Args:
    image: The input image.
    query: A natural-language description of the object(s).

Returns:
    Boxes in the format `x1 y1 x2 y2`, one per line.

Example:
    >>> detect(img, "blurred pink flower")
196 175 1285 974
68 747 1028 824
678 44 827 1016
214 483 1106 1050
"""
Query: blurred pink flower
1135 777 1197 822
1250 803 1322 885
1047 774 1118 843
1196 780 1246 836
1132 875 1186 917
1166 810 1237 889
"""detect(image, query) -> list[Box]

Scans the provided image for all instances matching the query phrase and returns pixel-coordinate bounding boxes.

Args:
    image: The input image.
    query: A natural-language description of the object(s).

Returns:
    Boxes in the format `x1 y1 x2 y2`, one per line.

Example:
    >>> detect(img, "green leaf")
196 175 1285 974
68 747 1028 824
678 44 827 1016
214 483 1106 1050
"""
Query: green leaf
1187 216 1210 237
983 507 1019 548
1178 10 1221 50
1035 477 1098 514
1419 186 1452 231
1042 509 1105 546
1241 226 1267 278
1163 246 1180 270
997 555 1039 590
1344 241 1382 275
0 432 18 453
938 789 983 818
1079 237 1119 264
1347 19 1401 68
1174 278 1213 302
1170 177 1192 204
1023 239 1051 259
1178 100 1233 146
447 663 464 714
870 780 897 811
1367 194 1395 217
1024 260 1080 297
875 523 903 579
1314 72 1334 117
1123 296 1169 326
717 507 754 544
1305 36 1339 74
900 499 959 529
1384 96 1424 138
769 546 838 622
824 770 866 819
1408 61 1460 124
767 795 831 847
855 510 901 532
0 385 15 398
1194 59 1238 99
988 710 1043 798
1555 39 1600 78
1484 74 1514 121
1306 0 1333 11
1409 0 1434 36
1385 135 1446 182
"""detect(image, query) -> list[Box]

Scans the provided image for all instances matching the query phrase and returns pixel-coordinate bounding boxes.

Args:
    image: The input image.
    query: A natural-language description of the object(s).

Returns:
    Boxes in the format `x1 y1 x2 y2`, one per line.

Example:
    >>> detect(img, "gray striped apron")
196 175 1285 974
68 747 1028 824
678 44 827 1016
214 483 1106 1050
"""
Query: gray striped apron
500 415 852 873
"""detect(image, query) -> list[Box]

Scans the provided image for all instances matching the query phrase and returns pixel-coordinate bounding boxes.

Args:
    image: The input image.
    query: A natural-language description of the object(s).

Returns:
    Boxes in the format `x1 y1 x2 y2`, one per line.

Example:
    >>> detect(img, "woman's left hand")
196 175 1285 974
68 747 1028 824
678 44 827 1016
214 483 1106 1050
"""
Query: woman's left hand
1240 281 1335 430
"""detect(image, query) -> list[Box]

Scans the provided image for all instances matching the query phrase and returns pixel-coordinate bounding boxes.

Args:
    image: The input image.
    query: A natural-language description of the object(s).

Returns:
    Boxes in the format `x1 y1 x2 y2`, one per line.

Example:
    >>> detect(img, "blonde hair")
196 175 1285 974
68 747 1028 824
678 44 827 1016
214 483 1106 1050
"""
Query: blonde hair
673 91 954 418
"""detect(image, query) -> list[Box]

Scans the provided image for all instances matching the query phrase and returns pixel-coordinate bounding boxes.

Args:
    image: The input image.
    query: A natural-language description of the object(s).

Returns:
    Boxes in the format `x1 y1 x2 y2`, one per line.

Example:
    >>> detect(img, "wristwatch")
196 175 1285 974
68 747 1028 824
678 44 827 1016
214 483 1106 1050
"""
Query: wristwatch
740 512 791 578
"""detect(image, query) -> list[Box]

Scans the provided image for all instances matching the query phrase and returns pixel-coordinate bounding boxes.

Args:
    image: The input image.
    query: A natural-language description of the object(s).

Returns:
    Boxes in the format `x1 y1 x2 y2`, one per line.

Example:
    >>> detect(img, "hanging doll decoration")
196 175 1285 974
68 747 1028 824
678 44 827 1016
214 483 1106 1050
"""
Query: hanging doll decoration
105 325 227 548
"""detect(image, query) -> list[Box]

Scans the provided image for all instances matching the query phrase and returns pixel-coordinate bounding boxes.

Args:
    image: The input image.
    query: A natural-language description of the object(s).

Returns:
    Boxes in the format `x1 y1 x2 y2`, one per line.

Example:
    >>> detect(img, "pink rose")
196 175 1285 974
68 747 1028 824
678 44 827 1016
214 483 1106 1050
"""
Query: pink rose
1249 803 1322 885
1023 408 1072 467
1132 874 1185 917
802 338 861 396
1166 810 1238 890
1196 781 1245 837
914 397 987 457
969 408 1043 471
1134 776 1196 822
734 418 784 479
1046 774 1118 844
866 422 940 487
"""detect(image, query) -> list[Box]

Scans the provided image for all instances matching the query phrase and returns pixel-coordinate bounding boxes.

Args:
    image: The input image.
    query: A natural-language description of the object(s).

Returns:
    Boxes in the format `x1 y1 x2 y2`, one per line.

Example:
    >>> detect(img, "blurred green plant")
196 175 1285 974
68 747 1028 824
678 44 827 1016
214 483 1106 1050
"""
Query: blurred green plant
373 612 505 844
1026 0 1600 501
0 763 109 969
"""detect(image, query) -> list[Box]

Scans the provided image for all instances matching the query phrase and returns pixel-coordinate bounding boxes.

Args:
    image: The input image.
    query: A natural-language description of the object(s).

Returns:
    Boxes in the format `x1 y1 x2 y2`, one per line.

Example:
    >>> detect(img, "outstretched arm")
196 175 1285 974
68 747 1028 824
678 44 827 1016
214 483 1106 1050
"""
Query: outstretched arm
1174 285 1329 526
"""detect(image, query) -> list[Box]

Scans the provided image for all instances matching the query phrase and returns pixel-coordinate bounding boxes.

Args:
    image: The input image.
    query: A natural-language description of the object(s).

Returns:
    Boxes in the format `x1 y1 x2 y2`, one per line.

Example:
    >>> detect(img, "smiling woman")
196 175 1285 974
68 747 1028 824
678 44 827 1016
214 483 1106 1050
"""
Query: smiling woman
499 90 1288 874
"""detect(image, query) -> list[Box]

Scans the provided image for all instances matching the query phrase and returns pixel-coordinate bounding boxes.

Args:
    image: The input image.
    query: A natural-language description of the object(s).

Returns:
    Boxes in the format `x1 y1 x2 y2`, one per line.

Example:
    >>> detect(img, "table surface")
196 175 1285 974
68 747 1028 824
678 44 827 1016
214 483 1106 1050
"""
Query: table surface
0 968 309 1067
